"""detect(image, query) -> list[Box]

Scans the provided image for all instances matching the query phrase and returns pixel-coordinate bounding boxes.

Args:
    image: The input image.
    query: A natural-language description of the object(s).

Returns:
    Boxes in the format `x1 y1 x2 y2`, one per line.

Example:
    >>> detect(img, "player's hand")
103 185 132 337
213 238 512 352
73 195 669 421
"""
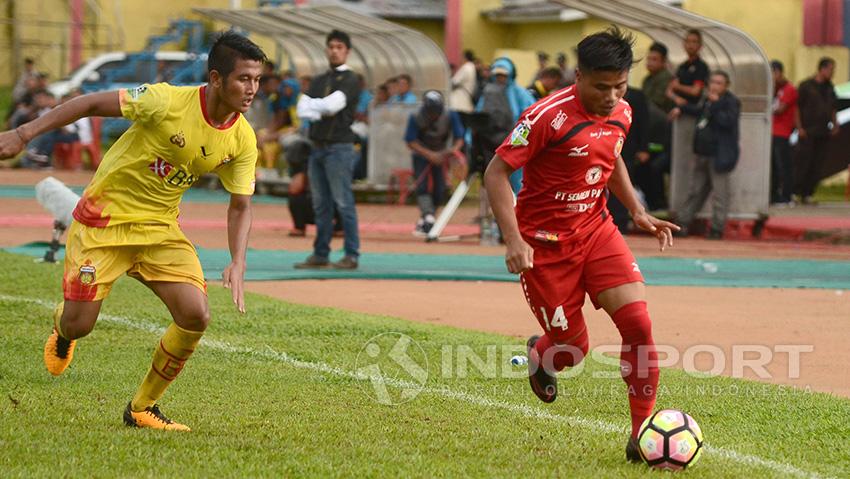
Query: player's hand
797 127 807 140
831 123 841 137
0 128 27 159
222 260 246 313
632 211 679 252
504 238 534 274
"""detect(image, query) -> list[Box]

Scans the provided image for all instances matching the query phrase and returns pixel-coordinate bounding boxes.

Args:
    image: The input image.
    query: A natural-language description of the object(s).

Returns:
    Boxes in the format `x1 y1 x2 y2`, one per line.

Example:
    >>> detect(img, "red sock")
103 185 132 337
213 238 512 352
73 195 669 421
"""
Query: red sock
612 301 659 438
533 326 589 373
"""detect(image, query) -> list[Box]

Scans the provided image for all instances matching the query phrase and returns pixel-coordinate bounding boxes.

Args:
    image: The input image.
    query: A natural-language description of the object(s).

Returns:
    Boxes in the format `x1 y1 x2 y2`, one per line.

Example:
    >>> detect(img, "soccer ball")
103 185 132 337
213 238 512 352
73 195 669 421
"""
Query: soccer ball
637 409 704 470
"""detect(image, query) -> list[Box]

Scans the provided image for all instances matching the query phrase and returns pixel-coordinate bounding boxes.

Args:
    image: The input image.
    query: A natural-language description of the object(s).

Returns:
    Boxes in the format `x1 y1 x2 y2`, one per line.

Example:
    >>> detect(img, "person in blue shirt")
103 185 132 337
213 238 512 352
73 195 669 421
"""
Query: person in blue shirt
392 73 418 104
404 90 465 235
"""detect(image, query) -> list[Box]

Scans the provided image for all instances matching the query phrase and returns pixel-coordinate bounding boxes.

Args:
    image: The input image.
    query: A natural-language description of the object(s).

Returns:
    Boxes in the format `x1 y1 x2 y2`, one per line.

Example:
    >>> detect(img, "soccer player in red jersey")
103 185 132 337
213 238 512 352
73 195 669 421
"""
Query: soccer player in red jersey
484 27 680 461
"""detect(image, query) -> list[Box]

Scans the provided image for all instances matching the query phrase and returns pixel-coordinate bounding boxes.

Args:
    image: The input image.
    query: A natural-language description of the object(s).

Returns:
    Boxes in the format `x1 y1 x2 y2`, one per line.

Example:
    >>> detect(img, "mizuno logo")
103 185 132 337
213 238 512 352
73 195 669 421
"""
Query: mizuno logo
568 144 589 157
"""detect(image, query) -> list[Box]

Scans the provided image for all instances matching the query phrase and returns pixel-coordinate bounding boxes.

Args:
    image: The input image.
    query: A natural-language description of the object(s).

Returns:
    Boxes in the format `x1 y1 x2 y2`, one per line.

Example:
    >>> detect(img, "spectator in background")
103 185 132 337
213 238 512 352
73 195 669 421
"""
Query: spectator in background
373 83 390 106
556 52 576 86
670 71 741 239
391 74 417 104
21 90 80 169
642 42 674 113
528 51 550 87
450 50 477 113
770 60 797 206
255 74 287 177
385 76 400 99
295 29 362 270
354 74 373 123
476 58 535 193
12 57 39 105
638 41 675 211
667 30 709 107
404 90 465 235
473 58 490 104
284 135 343 237
262 61 276 76
528 66 564 100
795 57 839 205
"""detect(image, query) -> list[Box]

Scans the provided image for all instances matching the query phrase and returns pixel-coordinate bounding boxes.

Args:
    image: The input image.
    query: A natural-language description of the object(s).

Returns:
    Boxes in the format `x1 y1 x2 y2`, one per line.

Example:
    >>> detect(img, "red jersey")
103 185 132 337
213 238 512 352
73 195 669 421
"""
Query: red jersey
496 85 632 243
772 81 798 138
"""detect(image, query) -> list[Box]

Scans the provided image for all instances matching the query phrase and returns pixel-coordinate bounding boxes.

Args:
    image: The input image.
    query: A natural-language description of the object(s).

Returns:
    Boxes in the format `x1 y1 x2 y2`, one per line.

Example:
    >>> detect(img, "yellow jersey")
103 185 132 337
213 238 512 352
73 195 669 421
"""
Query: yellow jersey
73 83 257 227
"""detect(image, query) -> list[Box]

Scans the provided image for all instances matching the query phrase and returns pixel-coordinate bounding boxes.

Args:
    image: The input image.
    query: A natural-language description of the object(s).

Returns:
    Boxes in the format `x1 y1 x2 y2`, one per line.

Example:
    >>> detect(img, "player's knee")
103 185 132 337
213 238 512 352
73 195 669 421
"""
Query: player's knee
176 304 210 332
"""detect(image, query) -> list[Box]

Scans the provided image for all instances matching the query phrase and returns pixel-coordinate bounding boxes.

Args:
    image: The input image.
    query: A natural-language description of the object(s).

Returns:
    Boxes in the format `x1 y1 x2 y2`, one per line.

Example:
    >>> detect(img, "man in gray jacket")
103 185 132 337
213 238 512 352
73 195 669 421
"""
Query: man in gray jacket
670 70 740 239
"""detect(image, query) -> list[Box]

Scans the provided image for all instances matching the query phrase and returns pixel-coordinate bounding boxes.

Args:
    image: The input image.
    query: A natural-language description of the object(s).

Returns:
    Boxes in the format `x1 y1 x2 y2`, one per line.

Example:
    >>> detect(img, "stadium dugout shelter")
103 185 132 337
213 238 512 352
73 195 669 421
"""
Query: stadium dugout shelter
491 0 773 226
194 5 450 190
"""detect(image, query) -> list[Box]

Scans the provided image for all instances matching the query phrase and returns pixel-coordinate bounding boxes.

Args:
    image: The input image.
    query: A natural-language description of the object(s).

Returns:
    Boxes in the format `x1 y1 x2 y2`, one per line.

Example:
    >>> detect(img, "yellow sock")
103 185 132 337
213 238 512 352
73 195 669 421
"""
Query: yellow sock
131 323 203 411
53 303 68 339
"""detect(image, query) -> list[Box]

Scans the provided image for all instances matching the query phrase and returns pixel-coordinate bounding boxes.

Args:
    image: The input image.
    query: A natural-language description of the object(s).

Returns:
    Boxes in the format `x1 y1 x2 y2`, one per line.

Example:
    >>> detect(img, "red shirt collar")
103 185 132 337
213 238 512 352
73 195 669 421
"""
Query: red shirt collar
199 85 240 130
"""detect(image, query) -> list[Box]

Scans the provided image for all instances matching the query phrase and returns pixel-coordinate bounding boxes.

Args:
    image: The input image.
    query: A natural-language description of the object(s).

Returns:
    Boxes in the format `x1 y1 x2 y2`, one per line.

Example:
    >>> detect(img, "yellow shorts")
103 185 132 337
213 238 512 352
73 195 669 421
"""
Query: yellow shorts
63 221 206 302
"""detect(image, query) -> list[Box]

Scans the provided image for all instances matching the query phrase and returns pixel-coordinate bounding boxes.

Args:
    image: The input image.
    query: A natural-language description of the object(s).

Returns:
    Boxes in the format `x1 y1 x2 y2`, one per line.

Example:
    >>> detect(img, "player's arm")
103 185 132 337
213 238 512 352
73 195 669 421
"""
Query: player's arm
0 91 120 158
223 193 252 314
608 155 679 251
484 154 534 273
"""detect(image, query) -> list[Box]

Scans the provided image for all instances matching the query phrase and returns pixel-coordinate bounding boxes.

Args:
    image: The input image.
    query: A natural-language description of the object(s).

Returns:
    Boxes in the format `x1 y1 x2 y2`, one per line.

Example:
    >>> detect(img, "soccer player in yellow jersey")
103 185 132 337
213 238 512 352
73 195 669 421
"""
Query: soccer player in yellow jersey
0 32 266 431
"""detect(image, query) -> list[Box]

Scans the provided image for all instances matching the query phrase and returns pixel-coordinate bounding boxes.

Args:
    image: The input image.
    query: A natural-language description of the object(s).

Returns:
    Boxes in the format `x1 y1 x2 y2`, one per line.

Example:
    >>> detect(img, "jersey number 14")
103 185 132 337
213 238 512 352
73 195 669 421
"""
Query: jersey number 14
540 305 569 331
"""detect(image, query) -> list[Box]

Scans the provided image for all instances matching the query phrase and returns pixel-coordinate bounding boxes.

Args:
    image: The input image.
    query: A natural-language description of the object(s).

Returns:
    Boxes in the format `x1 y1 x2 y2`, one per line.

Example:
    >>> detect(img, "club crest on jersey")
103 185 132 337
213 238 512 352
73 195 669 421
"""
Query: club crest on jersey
149 158 174 178
550 110 568 130
79 264 96 285
585 166 602 185
128 85 148 100
170 131 186 148
510 122 531 146
614 136 625 158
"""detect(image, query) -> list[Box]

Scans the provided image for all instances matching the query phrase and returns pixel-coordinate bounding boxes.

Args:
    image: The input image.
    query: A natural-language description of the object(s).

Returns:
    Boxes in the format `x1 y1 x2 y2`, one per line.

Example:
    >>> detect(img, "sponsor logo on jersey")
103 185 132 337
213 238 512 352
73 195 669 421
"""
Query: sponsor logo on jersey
590 128 612 140
128 85 148 100
568 144 589 157
534 230 559 242
585 166 602 185
79 264 96 285
170 131 186 148
149 158 174 178
550 110 568 130
614 135 625 158
200 146 212 157
510 122 531 146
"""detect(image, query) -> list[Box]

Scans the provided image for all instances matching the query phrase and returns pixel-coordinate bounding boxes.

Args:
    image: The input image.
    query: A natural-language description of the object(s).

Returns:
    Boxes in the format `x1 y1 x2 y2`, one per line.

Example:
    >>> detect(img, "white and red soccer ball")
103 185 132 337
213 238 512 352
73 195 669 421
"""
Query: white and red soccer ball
637 409 704 470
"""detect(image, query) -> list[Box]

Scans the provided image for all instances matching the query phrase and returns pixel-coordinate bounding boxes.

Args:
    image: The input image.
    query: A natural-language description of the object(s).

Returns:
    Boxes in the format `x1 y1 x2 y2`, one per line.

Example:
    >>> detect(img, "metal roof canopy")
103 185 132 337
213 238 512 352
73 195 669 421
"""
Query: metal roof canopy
550 0 771 113
552 0 772 218
193 5 450 96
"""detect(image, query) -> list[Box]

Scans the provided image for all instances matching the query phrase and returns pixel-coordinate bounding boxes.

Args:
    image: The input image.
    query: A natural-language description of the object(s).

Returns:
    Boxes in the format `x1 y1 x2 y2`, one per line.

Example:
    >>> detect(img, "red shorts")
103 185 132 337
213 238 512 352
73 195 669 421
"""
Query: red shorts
519 218 643 342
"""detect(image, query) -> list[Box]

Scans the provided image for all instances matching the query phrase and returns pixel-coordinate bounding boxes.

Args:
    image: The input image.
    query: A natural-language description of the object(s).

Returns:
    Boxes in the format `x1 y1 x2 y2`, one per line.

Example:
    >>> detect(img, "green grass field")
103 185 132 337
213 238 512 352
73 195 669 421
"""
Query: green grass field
1 251 847 478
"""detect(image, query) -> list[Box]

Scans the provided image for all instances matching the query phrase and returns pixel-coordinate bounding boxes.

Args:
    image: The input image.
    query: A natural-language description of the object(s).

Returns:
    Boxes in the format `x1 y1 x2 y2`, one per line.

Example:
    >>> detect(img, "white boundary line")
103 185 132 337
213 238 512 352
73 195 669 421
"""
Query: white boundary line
2 294 831 479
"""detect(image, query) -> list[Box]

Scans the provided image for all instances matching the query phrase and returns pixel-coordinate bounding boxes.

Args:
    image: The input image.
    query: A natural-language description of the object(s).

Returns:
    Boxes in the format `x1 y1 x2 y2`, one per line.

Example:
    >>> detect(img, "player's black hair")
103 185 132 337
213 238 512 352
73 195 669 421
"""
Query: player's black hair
208 31 267 79
818 57 835 71
649 41 668 60
577 25 635 74
397 73 412 84
711 70 731 85
326 29 352 49
686 29 703 43
540 66 563 79
770 60 784 73
463 49 476 62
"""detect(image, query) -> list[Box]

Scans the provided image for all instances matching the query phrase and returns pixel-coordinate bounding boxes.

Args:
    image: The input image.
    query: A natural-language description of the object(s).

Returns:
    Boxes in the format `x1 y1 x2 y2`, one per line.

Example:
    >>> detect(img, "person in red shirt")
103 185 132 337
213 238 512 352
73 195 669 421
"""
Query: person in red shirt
770 60 798 205
484 27 679 462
